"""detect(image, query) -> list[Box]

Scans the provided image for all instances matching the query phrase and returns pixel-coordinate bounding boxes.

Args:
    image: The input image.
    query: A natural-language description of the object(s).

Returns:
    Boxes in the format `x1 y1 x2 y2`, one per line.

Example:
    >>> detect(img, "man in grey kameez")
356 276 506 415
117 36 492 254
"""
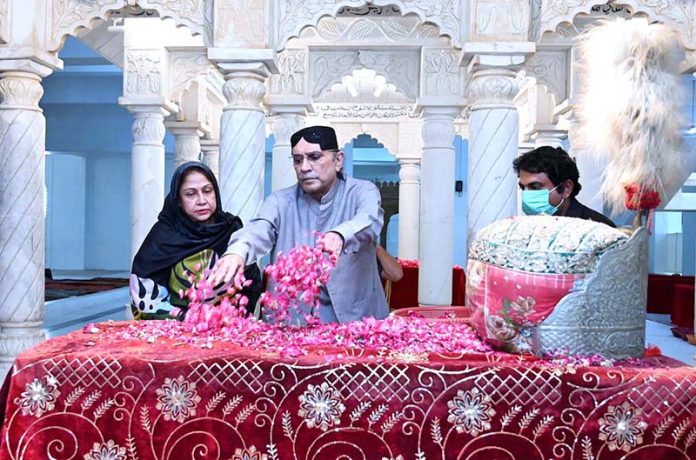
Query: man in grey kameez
210 126 388 323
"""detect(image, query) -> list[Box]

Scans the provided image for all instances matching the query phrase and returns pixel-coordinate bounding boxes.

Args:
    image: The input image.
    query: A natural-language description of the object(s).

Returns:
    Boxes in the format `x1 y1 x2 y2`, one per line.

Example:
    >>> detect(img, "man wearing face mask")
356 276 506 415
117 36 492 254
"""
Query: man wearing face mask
209 125 388 324
513 146 616 227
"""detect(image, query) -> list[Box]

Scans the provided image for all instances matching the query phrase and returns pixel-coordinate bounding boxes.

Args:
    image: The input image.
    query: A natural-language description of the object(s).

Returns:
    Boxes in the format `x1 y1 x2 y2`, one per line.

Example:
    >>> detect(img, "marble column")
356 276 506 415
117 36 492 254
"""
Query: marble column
270 109 305 191
418 107 458 306
127 107 169 261
530 127 567 149
219 72 267 224
467 67 521 242
397 158 420 260
0 70 49 377
568 118 605 213
200 138 220 178
167 122 203 168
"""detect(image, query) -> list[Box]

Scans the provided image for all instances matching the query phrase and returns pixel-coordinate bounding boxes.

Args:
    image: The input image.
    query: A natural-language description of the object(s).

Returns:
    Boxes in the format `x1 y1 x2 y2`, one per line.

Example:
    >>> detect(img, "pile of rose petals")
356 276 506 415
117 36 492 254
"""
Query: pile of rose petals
398 259 419 268
110 313 491 357
259 235 337 325
109 239 491 357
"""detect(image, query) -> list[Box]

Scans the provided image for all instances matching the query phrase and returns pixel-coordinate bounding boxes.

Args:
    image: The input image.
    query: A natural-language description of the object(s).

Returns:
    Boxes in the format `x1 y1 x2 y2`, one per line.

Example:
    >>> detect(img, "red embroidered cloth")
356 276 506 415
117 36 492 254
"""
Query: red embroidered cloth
1 321 695 460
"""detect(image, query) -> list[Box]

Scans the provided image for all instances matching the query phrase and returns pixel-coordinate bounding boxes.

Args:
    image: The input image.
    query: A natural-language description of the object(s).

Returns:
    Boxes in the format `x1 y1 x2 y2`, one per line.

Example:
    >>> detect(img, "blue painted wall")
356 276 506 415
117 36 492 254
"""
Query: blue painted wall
679 75 696 275
43 37 175 272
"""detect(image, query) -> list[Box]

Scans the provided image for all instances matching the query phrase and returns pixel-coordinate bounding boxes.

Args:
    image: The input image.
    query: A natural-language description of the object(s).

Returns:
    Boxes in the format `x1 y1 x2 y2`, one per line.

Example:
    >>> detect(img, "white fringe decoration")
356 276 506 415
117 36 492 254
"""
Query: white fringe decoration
575 18 687 213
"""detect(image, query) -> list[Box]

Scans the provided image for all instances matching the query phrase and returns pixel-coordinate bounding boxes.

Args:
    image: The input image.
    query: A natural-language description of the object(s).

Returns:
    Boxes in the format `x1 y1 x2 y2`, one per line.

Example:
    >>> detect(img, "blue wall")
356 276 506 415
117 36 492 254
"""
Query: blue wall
43 37 175 271
45 153 86 269
679 75 696 275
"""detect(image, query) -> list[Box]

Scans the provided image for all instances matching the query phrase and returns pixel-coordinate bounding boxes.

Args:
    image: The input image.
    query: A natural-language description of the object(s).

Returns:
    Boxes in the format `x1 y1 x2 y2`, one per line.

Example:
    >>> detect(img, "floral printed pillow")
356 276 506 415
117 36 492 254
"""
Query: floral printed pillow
466 216 627 352
467 260 584 352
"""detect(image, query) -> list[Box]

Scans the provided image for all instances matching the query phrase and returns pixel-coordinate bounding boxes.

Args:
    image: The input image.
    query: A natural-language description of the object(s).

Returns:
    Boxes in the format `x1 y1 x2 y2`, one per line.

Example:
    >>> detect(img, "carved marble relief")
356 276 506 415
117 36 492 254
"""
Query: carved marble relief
315 103 416 119
312 15 440 44
215 0 265 47
422 48 462 97
126 50 162 95
140 0 210 42
277 0 463 50
524 50 568 102
310 50 419 101
50 0 126 51
621 0 696 50
169 53 211 103
472 0 530 40
269 49 306 95
358 50 419 100
534 1 638 40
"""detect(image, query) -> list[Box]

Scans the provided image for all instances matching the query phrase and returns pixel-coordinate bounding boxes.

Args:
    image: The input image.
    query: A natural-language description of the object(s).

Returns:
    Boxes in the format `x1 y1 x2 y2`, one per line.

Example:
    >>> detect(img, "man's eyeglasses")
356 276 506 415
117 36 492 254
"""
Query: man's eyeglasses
291 150 337 166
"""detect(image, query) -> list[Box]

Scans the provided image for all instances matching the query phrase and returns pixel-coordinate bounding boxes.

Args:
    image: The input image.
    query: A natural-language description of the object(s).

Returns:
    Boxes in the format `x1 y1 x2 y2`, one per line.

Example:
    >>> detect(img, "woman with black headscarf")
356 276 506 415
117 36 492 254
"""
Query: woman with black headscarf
130 161 262 320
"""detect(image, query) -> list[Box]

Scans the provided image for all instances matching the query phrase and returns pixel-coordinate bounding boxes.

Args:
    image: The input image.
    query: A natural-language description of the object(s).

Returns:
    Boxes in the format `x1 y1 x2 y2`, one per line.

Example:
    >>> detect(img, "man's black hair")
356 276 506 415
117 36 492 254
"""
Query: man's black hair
512 146 582 197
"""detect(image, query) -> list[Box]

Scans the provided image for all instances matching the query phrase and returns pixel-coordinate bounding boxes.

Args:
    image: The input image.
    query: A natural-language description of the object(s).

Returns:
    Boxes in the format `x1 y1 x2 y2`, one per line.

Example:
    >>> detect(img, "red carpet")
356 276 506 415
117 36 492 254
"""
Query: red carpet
45 278 129 301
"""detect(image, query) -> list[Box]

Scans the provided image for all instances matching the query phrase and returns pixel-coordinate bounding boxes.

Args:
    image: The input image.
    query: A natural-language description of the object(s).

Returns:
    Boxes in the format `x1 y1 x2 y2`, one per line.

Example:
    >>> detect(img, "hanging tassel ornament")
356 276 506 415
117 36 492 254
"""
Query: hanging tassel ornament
575 18 688 219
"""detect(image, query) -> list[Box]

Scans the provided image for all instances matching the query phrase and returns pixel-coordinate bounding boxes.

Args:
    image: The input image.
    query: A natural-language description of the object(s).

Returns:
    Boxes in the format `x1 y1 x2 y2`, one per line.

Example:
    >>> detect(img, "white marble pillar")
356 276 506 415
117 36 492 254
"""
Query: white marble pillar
467 68 521 241
397 158 420 260
418 107 458 306
270 110 304 191
200 139 220 178
530 128 567 149
128 107 169 261
0 71 49 377
568 121 605 213
167 123 203 168
219 72 267 224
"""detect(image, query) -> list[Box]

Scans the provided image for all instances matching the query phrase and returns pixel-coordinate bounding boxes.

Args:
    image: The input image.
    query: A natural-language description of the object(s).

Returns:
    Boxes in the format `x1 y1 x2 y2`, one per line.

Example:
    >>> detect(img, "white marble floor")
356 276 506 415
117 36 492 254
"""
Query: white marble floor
645 316 695 365
50 269 130 280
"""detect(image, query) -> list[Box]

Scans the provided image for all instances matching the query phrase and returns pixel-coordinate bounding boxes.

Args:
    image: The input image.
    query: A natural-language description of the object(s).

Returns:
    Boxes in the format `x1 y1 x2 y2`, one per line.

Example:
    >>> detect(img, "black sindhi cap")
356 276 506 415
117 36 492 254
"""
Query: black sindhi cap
290 126 339 150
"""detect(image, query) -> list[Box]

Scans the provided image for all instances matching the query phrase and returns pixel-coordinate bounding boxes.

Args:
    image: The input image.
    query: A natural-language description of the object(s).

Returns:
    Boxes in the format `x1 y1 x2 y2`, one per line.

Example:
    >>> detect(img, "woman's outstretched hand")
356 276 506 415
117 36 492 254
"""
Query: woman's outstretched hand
208 253 245 286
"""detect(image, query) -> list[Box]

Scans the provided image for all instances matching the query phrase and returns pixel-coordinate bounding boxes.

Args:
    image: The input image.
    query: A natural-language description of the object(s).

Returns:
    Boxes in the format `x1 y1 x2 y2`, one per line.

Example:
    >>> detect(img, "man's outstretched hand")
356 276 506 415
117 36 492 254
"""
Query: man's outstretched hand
208 253 245 286
321 231 344 257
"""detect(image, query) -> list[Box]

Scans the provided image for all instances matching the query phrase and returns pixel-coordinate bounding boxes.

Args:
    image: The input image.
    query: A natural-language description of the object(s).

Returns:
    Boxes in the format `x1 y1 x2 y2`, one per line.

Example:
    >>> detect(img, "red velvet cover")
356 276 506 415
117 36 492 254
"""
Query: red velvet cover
1 321 695 460
387 265 466 309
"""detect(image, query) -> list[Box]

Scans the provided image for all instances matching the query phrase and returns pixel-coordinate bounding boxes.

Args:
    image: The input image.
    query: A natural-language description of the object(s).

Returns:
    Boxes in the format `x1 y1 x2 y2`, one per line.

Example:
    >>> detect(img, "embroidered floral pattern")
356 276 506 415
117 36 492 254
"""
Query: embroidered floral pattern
83 440 127 460
155 376 201 423
232 445 268 460
15 375 59 417
598 402 647 452
388 351 429 363
298 382 345 431
469 216 627 274
447 388 495 436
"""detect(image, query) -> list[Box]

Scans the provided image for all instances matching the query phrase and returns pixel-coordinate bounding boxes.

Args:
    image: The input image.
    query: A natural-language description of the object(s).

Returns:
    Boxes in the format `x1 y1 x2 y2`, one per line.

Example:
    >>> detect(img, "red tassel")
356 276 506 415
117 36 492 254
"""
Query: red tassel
643 345 662 357
624 184 661 210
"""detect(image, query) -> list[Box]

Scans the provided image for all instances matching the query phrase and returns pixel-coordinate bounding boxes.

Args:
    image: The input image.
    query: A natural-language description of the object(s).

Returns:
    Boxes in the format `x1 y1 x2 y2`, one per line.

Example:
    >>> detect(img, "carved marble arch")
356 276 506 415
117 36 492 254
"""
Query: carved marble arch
332 122 399 156
311 51 420 102
275 0 464 52
48 0 211 54
532 0 611 41
535 0 695 57
528 1 690 104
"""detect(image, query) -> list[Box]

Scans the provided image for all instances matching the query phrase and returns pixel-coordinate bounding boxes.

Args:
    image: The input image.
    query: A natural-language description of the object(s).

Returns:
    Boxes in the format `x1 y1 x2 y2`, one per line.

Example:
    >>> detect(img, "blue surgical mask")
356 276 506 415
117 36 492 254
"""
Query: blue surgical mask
521 184 564 216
